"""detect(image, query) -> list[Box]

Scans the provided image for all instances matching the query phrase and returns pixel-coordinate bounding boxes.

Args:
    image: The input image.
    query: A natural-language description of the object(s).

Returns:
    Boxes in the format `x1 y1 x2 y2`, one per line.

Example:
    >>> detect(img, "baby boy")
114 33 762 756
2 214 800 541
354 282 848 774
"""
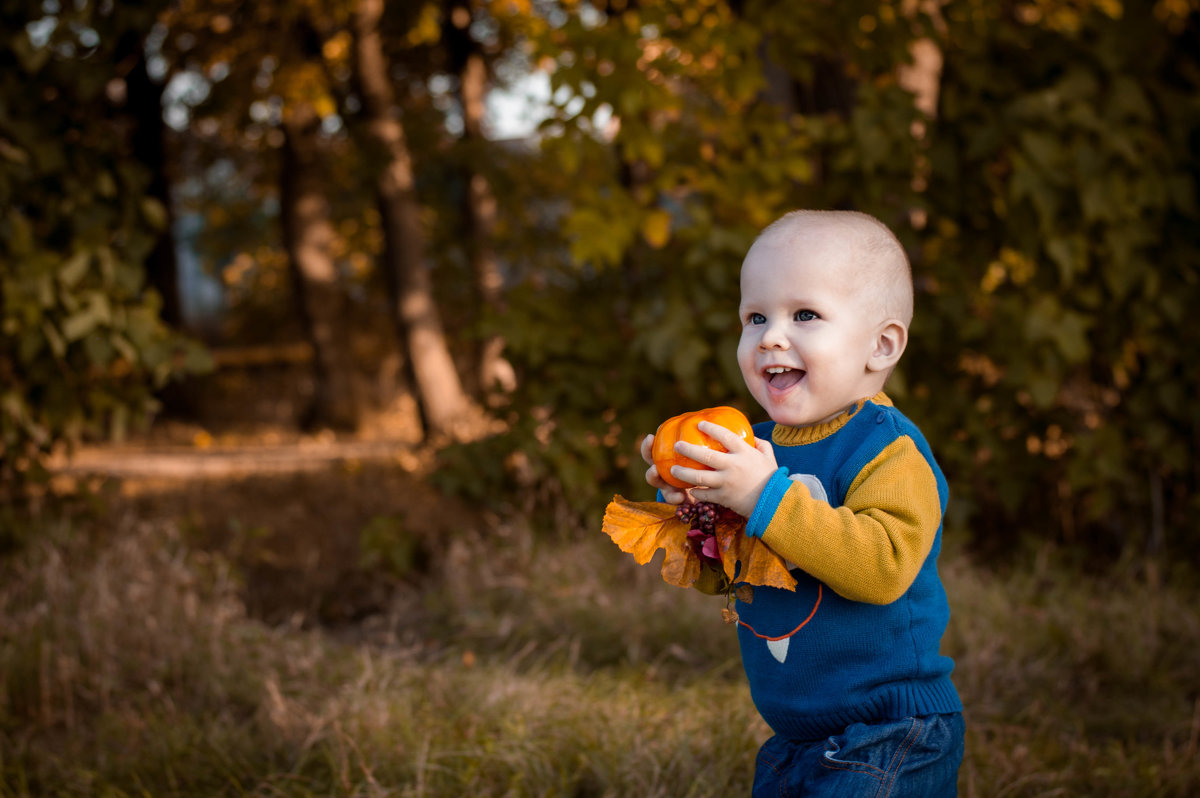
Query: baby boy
643 210 964 797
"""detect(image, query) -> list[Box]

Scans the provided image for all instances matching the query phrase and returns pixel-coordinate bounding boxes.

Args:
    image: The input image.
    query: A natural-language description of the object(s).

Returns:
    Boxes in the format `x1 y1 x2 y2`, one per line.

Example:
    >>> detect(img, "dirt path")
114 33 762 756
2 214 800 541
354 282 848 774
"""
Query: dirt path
49 433 471 632
56 439 422 479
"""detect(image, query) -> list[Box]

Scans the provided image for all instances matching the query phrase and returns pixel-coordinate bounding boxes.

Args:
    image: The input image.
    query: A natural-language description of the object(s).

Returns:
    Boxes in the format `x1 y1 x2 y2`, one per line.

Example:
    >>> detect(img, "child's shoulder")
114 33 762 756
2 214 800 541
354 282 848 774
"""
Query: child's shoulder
865 398 937 454
855 395 929 439
835 398 936 468
848 399 945 490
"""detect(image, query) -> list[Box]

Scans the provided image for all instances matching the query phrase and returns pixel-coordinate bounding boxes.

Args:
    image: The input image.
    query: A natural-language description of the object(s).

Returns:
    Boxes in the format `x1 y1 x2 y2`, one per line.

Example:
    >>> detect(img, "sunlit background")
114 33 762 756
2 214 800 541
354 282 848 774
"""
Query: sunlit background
2 1 1199 795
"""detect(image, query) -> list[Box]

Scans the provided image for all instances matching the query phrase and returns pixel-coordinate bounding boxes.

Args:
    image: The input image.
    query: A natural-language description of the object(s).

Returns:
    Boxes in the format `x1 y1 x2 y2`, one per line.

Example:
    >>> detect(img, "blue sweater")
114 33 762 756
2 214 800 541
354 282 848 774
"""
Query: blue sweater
735 394 961 740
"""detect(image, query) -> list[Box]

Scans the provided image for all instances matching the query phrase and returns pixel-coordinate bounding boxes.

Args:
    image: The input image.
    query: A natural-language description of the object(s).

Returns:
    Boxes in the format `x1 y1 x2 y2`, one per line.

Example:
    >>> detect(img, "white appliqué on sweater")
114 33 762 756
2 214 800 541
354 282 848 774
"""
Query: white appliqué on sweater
789 472 828 504
758 474 828 664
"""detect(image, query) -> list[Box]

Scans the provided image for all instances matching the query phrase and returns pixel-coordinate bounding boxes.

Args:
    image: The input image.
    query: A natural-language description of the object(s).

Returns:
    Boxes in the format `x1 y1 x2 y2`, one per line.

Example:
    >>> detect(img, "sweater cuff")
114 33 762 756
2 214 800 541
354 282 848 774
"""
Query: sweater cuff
746 467 790 538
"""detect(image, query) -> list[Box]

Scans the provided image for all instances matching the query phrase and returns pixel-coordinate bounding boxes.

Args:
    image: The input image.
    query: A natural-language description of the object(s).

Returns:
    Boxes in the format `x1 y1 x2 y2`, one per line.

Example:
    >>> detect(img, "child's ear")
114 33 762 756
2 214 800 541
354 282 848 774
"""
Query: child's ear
867 320 908 373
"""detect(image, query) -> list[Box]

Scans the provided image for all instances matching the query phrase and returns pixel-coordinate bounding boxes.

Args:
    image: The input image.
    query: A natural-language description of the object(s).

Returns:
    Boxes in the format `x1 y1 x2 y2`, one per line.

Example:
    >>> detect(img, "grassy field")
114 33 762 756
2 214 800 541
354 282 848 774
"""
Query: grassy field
2 466 1199 797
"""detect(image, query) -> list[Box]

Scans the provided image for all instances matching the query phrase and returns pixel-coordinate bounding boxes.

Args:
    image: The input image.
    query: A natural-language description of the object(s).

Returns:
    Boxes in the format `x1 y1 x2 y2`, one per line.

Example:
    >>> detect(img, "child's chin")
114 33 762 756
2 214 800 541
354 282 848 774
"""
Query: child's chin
768 410 808 427
769 407 829 428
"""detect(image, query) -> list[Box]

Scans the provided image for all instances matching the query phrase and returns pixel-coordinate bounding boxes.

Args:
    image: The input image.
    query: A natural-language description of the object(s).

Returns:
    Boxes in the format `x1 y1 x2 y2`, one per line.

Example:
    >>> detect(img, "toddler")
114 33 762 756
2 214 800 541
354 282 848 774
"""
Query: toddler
642 210 964 796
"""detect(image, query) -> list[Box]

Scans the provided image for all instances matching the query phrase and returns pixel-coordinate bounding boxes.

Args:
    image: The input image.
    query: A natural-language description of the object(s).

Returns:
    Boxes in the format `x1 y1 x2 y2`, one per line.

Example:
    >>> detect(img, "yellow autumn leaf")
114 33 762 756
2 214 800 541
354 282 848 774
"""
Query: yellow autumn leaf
406 4 443 47
601 496 700 588
600 496 796 592
641 209 672 249
322 31 352 65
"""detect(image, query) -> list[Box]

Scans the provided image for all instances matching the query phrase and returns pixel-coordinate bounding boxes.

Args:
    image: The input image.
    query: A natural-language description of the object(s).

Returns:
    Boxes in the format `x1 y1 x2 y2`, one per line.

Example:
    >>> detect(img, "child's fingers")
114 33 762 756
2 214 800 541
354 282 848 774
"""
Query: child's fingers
639 433 655 465
660 486 688 505
695 420 753 451
673 439 728 468
641 433 688 505
670 463 718 489
645 464 688 504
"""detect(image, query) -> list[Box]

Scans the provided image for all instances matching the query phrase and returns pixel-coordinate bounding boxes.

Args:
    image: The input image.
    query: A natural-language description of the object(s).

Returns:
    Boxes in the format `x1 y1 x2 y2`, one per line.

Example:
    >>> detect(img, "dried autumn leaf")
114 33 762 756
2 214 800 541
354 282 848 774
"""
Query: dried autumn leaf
601 496 796 592
601 496 700 589
715 520 798 592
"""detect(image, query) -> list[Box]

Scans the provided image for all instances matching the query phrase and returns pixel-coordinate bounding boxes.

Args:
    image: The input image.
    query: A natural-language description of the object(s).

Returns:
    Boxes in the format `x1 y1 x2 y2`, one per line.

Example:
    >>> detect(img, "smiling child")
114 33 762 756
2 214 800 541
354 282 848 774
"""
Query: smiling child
642 210 964 796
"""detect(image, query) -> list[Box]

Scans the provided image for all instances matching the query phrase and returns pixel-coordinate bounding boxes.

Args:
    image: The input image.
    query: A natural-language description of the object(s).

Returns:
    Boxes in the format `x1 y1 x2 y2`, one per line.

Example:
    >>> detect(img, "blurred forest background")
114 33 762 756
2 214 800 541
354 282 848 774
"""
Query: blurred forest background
3 0 1200 795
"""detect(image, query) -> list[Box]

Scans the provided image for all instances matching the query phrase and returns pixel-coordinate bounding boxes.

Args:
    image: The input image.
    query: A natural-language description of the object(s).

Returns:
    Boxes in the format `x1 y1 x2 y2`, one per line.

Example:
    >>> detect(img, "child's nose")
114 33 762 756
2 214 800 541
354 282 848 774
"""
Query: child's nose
759 320 789 349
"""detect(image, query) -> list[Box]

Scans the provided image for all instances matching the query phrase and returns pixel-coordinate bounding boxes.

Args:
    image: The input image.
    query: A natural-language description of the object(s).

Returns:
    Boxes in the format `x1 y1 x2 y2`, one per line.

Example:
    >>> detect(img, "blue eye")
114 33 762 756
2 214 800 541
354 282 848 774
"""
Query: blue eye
748 312 766 325
795 309 818 322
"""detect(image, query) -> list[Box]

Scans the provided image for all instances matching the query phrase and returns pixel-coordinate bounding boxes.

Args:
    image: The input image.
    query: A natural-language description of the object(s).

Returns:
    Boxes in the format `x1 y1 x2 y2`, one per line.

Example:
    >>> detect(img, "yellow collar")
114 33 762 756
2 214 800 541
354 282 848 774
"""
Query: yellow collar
771 392 892 446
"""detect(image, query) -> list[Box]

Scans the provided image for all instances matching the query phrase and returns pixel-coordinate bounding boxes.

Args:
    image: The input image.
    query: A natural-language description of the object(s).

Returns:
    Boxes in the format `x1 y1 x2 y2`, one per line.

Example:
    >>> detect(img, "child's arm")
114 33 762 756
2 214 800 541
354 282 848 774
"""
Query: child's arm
673 424 941 605
749 437 941 605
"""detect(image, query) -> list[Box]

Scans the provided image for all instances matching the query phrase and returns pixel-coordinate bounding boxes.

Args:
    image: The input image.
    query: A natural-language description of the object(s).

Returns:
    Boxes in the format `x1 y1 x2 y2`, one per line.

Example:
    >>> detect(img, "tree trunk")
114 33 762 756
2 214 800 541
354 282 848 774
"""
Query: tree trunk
279 102 359 430
352 0 474 439
113 28 195 416
446 0 514 397
122 43 182 329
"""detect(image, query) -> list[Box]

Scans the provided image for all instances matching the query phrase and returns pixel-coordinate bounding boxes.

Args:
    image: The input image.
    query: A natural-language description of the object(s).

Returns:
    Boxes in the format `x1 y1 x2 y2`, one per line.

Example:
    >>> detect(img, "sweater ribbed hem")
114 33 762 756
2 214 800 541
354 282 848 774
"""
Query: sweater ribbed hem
759 676 962 742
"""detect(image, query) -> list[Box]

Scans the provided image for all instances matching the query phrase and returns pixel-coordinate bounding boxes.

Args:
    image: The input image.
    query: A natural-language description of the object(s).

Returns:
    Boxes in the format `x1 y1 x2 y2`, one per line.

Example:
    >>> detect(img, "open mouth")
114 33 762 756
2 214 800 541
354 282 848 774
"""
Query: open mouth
765 366 804 390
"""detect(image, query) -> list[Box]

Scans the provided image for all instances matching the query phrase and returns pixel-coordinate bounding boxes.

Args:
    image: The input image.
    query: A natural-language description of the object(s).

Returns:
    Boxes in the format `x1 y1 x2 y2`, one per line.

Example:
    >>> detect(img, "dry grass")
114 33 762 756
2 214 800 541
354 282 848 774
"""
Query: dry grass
941 544 1200 797
1 490 1198 797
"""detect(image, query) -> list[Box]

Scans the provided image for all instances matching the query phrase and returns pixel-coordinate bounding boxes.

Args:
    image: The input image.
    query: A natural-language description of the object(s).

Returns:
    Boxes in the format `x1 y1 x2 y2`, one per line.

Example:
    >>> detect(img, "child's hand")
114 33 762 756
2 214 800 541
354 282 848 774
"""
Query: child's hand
668 421 778 518
640 433 689 505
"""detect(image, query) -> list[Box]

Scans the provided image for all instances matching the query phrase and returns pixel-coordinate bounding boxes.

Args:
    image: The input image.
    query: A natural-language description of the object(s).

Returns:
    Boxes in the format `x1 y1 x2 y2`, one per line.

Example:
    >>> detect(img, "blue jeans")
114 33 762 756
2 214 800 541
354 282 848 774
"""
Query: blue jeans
753 713 965 798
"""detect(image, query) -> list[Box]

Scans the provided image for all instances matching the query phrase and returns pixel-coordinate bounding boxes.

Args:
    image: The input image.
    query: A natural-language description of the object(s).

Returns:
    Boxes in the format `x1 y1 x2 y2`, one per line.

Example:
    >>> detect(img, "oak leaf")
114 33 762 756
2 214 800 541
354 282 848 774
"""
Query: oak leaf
601 496 796 592
600 496 700 588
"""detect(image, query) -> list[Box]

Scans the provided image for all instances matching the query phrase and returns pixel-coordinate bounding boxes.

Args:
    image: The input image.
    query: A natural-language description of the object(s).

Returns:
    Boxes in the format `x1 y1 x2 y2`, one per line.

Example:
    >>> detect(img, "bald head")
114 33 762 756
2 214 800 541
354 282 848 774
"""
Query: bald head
753 210 914 326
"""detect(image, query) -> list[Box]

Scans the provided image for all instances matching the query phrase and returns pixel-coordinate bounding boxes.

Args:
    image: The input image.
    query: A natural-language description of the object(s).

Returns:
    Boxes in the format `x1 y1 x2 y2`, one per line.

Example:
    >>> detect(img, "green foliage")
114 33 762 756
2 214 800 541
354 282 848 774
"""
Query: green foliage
440 1 1199 558
358 514 426 578
3 0 1195 559
907 0 1200 554
0 3 209 492
441 0 930 525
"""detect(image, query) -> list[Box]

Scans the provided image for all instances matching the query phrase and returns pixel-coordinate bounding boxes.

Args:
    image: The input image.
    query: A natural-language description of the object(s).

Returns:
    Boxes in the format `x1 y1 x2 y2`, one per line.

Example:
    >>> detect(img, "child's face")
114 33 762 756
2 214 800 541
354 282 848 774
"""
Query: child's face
737 232 887 428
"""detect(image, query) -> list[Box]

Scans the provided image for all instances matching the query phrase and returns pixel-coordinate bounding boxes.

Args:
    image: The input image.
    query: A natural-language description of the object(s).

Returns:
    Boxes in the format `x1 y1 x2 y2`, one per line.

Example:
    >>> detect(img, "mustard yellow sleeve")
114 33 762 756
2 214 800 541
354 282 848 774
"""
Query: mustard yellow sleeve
758 437 942 605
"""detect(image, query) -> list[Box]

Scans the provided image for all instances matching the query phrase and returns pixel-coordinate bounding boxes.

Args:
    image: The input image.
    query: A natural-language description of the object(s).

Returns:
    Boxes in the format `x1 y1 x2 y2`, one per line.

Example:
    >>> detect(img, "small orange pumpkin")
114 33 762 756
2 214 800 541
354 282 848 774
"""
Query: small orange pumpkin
651 406 754 490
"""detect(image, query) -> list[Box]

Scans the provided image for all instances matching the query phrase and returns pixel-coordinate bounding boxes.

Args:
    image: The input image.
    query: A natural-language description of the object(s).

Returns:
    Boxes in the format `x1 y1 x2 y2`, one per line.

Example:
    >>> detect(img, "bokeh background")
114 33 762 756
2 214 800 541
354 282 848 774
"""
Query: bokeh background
2 1 1199 795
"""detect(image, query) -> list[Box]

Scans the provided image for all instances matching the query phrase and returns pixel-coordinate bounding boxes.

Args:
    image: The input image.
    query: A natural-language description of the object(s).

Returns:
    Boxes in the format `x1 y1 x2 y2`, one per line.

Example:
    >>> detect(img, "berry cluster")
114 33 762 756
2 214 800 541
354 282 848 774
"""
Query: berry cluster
675 500 742 533
675 500 717 532
676 501 742 566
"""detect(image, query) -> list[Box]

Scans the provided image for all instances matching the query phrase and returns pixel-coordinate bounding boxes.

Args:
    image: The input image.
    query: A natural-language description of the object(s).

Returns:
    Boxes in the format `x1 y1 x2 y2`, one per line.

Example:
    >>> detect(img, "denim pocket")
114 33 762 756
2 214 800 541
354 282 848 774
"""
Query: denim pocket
753 714 964 798
816 714 963 798
822 717 923 775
